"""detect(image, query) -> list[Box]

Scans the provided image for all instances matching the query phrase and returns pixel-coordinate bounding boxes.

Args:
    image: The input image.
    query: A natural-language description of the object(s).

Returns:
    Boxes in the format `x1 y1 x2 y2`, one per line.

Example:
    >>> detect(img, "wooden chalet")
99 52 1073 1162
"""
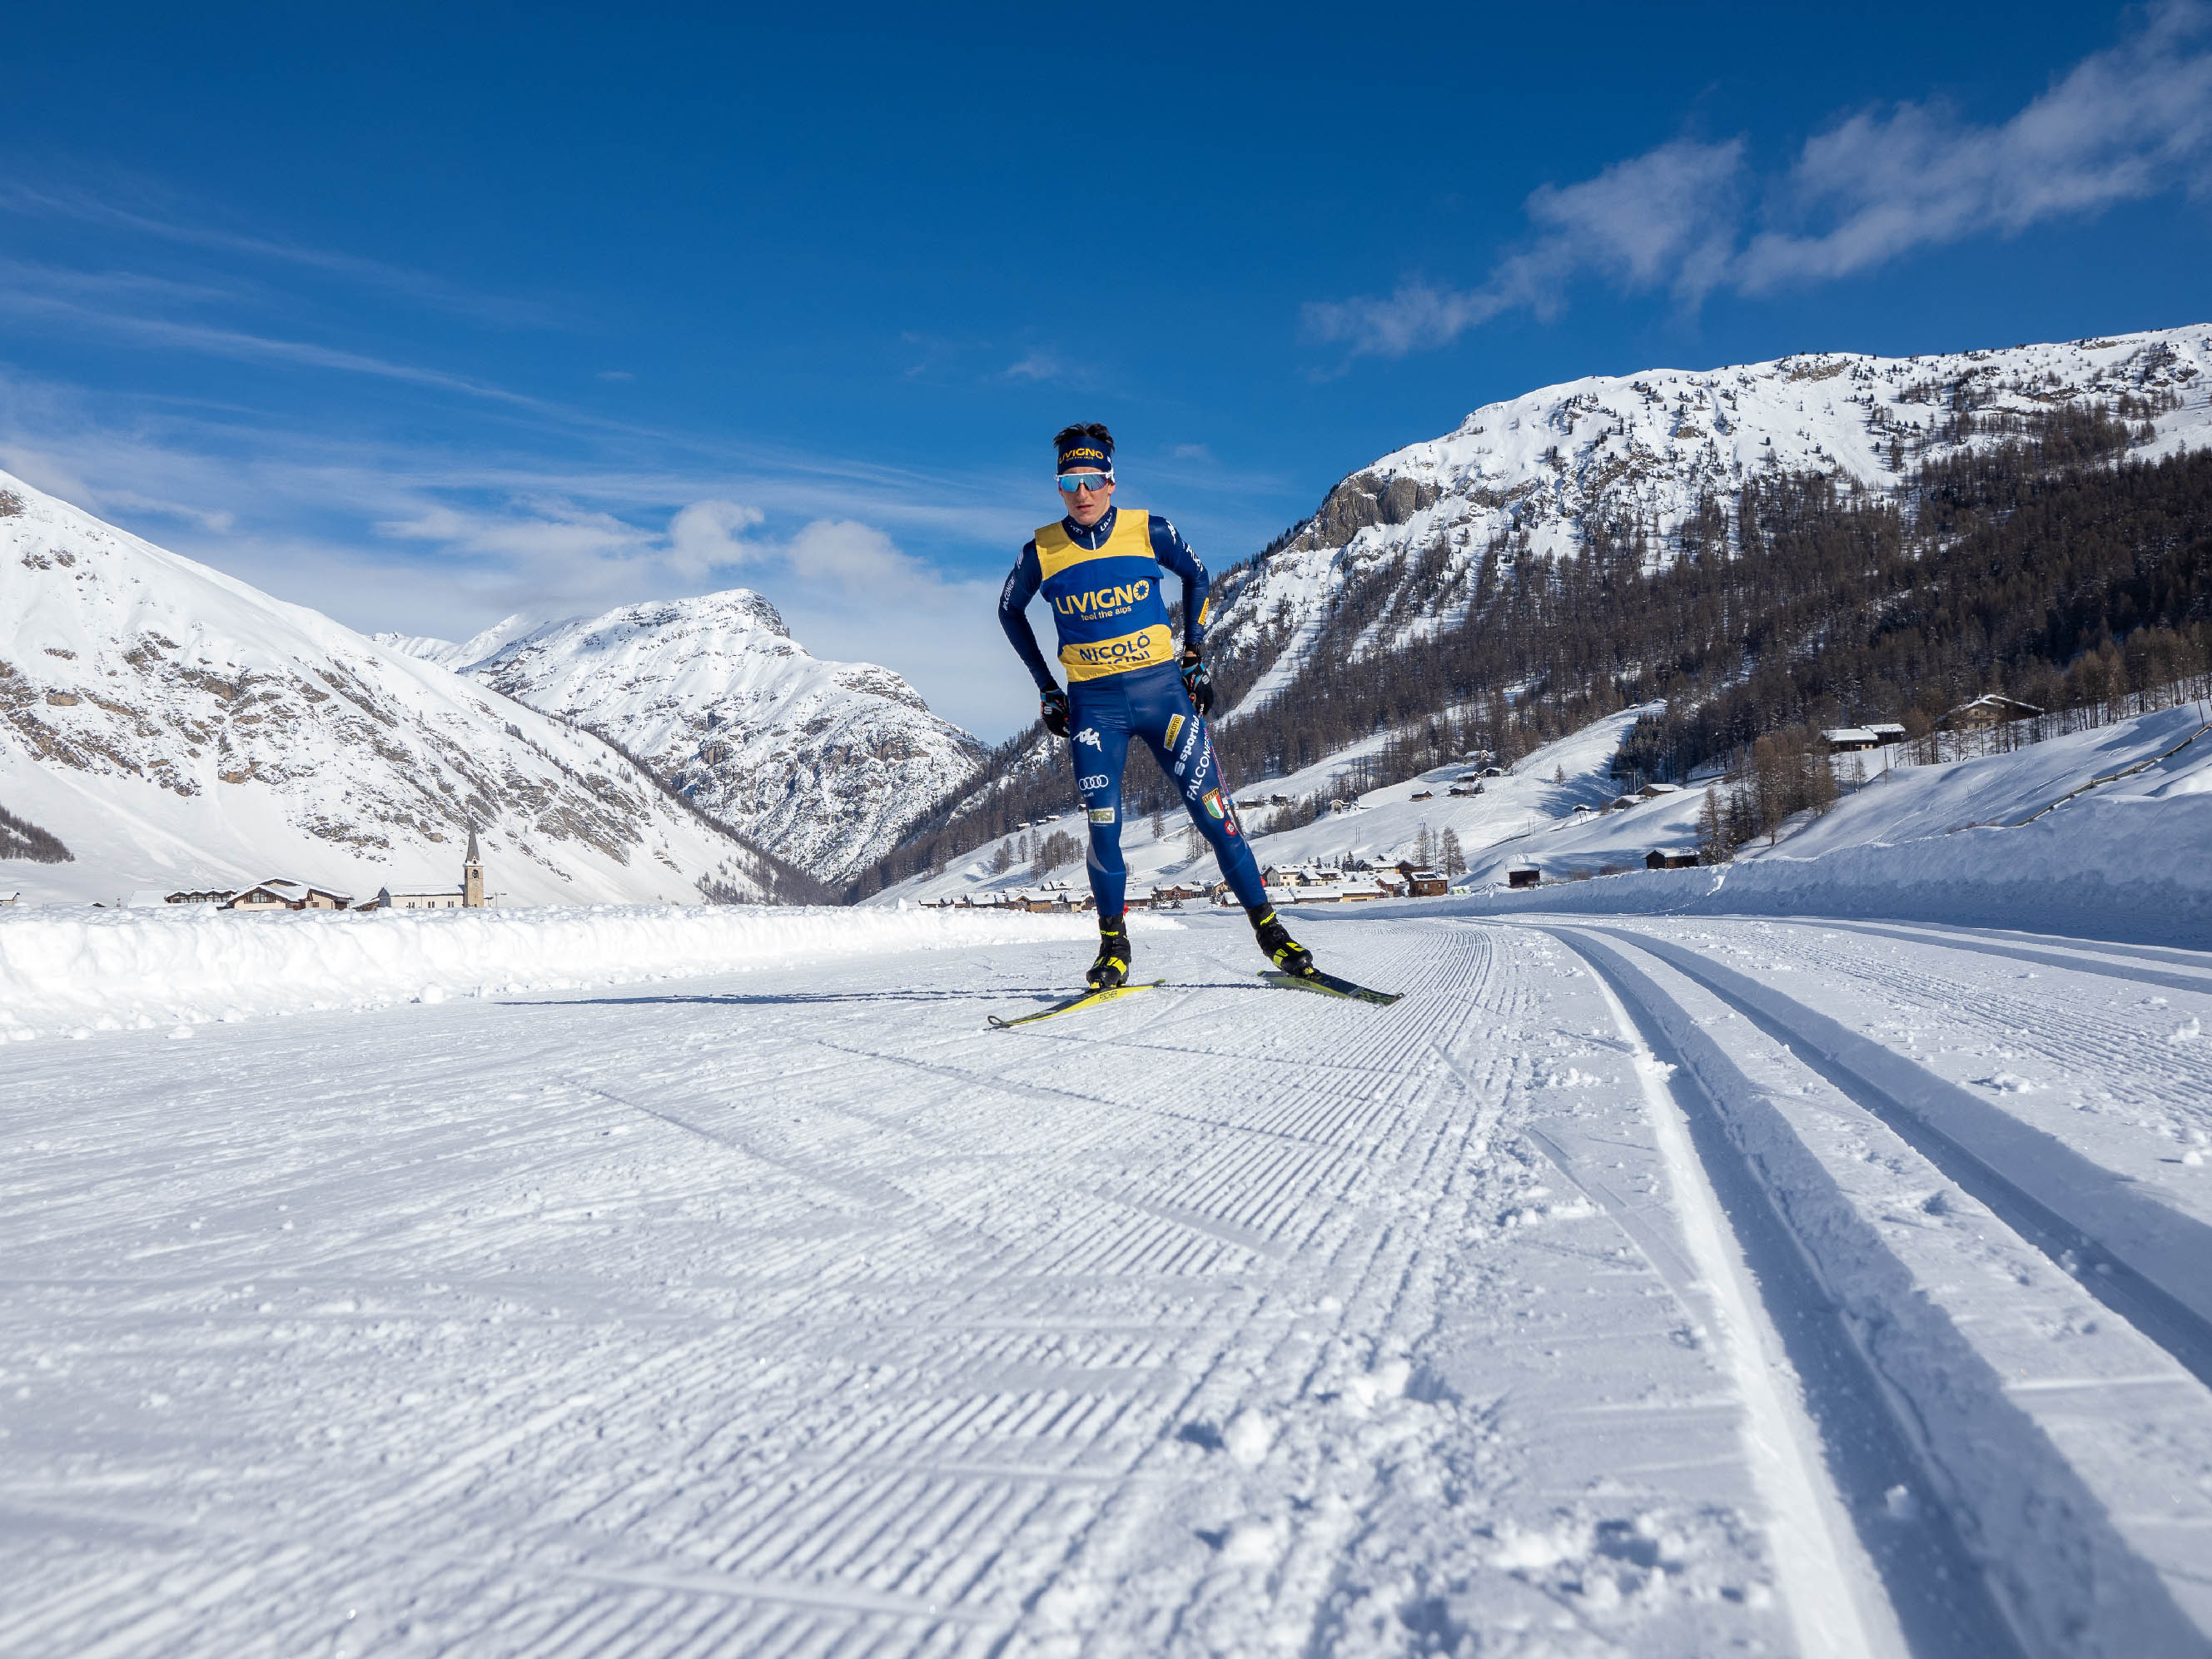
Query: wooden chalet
1394 862 1447 897
1821 727 1885 753
1645 849 1699 871
225 877 353 911
1507 863 1540 889
1940 694 2041 732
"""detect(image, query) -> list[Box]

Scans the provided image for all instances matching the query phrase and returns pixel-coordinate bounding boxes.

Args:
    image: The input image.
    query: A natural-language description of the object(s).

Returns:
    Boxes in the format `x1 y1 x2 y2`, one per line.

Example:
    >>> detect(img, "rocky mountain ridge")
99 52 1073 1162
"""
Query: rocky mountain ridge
385 591 985 886
0 470 813 906
1205 323 2212 709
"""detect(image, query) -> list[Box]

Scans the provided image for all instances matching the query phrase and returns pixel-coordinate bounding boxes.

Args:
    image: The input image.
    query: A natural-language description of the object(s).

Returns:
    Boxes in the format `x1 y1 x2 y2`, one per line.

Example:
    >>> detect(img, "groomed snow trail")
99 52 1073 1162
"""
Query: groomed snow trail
5 911 2210 1656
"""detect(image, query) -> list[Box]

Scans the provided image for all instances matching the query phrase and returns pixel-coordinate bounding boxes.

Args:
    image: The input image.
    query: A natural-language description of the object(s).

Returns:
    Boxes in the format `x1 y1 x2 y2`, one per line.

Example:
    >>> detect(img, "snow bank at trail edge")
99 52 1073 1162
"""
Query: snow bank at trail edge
0 904 1176 1041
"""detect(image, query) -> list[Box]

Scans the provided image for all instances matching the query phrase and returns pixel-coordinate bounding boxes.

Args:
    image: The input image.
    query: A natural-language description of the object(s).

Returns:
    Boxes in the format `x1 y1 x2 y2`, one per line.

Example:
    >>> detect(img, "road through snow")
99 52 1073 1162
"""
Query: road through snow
6 909 2211 1657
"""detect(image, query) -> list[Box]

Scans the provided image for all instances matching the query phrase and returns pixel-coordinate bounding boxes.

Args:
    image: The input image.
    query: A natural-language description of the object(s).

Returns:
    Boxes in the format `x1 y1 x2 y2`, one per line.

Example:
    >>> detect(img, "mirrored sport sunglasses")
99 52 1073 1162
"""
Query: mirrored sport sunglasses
1056 470 1114 494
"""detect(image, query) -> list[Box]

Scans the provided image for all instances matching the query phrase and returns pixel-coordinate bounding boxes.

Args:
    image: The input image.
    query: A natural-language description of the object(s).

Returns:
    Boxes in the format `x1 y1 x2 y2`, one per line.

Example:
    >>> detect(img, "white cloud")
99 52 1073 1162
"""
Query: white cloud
1303 139 1745 356
1740 1 2212 288
1004 351 1061 380
667 499 766 578
1306 1 2212 357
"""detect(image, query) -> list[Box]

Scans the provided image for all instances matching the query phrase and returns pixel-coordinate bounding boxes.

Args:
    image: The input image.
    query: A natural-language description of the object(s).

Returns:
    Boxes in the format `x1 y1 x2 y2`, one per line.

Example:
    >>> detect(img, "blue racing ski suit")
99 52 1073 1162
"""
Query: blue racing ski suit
997 504 1270 918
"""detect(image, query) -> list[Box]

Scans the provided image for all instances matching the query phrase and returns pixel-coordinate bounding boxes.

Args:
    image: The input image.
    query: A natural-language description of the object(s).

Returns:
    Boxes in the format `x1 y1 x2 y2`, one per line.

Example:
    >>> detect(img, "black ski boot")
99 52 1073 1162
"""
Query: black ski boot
1086 917 1132 991
1250 906 1316 977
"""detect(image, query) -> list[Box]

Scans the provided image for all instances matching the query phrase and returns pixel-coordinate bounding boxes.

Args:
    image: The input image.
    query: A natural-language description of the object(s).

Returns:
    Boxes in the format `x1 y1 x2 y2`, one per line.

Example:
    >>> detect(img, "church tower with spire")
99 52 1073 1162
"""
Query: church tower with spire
463 825 485 909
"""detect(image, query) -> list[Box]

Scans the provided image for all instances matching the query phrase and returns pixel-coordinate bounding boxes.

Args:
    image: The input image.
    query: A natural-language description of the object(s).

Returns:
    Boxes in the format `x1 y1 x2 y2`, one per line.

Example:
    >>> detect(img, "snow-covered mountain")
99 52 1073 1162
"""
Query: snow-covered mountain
376 611 565 672
862 323 2212 883
1207 323 2212 708
388 593 985 887
0 469 796 906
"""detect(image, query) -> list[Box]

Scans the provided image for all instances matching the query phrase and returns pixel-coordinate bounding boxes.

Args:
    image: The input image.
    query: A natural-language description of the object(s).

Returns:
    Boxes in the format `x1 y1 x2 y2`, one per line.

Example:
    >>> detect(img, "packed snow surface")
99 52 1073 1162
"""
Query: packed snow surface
7 907 2211 1656
0 902 1149 1038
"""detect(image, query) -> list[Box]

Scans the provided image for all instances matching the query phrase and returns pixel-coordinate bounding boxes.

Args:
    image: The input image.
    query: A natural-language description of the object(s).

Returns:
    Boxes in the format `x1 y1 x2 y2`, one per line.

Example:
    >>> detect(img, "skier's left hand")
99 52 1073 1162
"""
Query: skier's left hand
1180 650 1214 716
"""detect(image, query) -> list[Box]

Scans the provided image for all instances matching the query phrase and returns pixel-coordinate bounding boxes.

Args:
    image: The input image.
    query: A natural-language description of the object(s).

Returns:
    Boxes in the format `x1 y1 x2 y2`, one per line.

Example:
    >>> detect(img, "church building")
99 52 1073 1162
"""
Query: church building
365 827 491 911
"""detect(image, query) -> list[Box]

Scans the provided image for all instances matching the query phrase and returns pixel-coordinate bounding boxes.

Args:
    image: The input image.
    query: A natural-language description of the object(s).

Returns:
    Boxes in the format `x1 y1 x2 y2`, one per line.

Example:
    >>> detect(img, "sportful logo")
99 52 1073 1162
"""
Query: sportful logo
1074 728 1102 750
1054 579 1151 617
1167 716 1203 782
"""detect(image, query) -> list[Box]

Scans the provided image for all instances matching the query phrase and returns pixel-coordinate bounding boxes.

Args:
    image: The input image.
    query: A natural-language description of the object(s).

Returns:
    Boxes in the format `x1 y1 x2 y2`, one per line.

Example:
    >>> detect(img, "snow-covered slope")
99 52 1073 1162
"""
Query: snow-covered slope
873 707 1648 908
1457 703 2212 945
394 593 984 887
1208 324 2212 707
0 470 781 906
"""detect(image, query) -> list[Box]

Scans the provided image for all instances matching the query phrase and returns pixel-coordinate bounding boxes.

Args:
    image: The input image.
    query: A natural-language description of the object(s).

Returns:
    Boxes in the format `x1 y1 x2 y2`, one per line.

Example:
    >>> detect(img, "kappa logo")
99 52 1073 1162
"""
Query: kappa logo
1088 806 1116 824
1074 728 1102 750
1078 772 1108 792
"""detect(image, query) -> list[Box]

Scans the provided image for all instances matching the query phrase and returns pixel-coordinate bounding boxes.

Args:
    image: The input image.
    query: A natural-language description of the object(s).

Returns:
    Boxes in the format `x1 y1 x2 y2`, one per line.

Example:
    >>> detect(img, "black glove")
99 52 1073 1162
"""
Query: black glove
1041 686 1071 738
1180 650 1214 717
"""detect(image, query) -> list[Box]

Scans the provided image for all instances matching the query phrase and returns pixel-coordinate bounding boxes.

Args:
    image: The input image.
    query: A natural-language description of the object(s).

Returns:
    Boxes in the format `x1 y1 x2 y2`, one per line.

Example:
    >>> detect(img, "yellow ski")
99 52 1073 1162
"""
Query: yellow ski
988 979 1166 1029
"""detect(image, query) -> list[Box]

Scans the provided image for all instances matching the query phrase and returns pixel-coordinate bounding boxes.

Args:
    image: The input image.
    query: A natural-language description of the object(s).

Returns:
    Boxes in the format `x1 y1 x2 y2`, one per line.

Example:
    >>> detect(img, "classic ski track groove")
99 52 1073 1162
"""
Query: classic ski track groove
1707 920 2212 1164
1533 921 2212 1656
1563 922 2212 1383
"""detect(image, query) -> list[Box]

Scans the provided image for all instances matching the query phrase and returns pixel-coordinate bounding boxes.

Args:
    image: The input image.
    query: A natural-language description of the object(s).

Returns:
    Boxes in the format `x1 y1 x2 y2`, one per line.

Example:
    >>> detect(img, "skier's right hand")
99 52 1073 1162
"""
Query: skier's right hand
1041 687 1071 738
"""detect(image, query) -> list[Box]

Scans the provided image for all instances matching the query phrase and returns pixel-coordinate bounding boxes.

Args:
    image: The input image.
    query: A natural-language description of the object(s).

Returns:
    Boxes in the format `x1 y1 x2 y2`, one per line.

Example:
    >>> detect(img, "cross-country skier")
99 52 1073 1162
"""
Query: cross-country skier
998 422 1319 991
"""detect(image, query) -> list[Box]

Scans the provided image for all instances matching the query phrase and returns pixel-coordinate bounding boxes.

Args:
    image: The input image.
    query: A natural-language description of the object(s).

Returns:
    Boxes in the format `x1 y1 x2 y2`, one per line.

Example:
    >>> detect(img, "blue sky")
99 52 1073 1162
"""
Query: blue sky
3 1 2208 737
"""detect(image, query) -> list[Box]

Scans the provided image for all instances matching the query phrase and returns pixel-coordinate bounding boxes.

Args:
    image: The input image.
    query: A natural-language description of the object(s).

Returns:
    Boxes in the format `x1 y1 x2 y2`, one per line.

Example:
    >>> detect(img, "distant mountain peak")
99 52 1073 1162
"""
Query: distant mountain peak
460 589 982 886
